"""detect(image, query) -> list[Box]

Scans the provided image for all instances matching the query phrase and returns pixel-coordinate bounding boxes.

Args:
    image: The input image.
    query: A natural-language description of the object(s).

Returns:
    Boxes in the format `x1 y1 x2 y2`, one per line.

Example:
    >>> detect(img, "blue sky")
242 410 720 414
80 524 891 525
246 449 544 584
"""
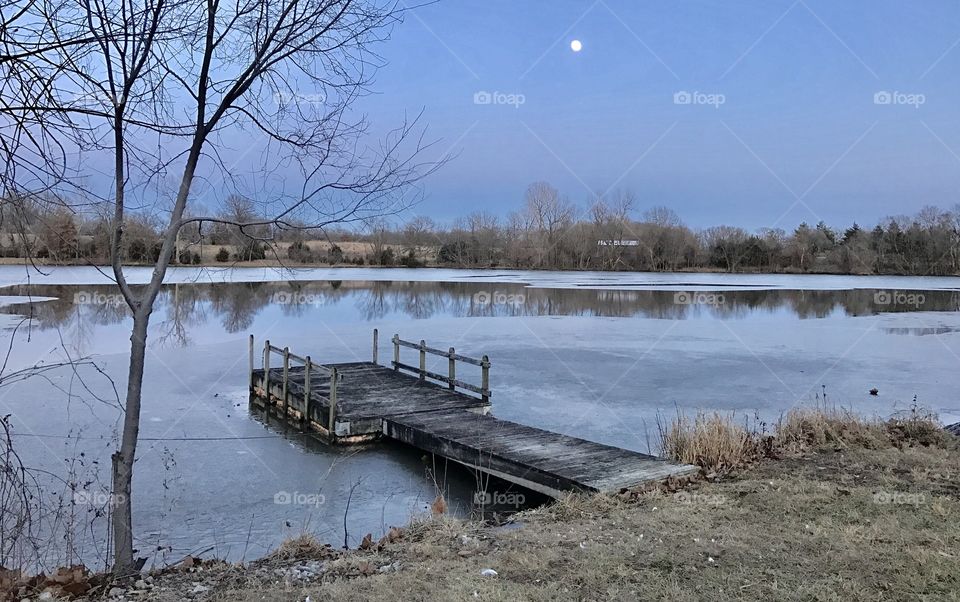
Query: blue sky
352 0 960 229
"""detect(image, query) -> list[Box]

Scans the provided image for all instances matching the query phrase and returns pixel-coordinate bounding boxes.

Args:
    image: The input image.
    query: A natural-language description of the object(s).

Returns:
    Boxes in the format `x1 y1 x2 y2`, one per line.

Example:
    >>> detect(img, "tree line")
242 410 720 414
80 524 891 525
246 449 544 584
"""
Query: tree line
390 182 960 276
6 182 960 276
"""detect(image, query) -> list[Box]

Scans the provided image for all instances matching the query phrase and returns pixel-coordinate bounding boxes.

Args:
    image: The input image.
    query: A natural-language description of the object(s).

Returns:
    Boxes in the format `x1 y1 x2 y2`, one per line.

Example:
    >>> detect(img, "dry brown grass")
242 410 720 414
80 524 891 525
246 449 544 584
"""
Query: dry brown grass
140 407 959 602
657 411 758 473
268 533 334 561
658 404 945 474
205 432 960 602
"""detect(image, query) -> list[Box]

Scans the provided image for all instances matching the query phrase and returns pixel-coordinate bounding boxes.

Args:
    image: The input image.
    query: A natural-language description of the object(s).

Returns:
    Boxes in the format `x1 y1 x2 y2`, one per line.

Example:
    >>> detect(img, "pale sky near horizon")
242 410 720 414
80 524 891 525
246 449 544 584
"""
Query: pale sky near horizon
348 0 960 230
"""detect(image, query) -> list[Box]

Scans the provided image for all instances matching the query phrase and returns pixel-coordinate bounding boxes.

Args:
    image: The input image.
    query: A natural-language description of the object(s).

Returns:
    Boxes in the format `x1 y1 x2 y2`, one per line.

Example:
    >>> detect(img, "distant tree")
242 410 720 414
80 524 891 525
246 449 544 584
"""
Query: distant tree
287 240 314 263
327 244 344 264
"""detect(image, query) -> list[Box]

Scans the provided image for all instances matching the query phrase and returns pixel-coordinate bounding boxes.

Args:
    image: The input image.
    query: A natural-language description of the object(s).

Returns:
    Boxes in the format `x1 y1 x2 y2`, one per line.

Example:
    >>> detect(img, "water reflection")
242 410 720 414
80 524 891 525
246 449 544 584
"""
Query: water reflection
2 281 959 347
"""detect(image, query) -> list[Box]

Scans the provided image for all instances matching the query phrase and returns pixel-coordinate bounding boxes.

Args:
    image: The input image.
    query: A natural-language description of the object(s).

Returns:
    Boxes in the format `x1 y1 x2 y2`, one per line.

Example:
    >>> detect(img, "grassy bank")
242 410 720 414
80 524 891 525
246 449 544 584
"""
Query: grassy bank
8 409 957 601
202 410 960 601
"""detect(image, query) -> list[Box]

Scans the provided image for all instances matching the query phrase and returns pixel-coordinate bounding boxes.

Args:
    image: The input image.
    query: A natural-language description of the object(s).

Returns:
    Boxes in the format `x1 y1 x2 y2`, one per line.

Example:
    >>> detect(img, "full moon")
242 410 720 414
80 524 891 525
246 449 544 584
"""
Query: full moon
570 39 582 52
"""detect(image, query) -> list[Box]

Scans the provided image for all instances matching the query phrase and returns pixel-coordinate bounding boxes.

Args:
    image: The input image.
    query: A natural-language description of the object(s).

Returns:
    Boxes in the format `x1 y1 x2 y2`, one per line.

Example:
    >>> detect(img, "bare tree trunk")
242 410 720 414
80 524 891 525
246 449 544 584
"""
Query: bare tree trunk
111 310 150 574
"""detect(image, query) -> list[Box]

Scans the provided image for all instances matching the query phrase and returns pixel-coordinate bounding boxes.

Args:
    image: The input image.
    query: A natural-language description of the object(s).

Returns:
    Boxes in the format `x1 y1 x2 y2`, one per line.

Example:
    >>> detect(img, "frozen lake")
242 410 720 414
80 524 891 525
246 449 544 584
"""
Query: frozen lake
1 266 958 568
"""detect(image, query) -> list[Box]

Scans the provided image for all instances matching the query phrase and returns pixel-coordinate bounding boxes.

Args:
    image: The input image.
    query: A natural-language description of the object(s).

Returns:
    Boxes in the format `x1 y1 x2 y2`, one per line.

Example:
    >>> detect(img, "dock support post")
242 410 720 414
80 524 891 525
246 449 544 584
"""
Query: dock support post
448 347 456 391
303 357 312 427
248 335 254 391
372 328 379 364
419 339 426 381
392 334 399 371
481 355 490 403
328 367 338 438
281 347 290 415
263 339 271 400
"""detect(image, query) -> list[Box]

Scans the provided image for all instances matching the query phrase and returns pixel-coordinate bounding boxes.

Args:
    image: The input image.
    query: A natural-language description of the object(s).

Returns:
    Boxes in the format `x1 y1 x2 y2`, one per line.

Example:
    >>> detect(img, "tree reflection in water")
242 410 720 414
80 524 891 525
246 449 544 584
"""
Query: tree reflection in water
2 280 958 349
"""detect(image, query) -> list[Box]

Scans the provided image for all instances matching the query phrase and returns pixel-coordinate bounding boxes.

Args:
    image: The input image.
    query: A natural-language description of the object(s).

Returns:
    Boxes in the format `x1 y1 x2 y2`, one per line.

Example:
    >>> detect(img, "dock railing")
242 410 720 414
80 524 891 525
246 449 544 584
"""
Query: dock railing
249 335 339 432
388 331 491 402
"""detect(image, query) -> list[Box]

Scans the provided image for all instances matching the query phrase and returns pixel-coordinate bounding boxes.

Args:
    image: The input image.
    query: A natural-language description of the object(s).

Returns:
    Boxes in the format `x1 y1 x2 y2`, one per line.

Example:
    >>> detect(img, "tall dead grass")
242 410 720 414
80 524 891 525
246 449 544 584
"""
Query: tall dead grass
657 412 757 473
659 404 947 473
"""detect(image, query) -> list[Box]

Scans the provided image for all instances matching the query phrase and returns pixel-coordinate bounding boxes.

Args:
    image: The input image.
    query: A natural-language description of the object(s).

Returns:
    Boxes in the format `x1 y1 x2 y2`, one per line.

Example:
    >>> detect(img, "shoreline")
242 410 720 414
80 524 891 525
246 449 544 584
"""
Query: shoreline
5 413 957 601
1 257 959 279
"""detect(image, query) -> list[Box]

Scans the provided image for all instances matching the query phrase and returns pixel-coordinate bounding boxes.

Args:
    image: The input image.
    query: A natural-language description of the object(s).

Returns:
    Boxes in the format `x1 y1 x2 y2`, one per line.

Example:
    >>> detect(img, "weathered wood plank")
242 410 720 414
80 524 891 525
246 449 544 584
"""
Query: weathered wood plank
382 409 697 497
252 358 694 497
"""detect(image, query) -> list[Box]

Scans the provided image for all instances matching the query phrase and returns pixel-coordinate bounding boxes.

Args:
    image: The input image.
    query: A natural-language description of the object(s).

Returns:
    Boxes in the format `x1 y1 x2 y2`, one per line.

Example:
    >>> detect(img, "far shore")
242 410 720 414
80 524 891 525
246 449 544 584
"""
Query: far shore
0 257 958 279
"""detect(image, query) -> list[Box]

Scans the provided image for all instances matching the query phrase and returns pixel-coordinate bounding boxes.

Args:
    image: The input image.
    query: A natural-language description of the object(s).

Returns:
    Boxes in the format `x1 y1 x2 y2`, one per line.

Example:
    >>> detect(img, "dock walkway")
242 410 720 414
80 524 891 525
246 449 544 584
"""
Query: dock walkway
249 330 696 497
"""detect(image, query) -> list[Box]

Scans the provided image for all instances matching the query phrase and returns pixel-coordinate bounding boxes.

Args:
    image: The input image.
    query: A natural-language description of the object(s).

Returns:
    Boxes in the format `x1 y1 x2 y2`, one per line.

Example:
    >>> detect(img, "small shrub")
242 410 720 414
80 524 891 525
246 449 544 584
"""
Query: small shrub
215 247 230 262
287 240 314 263
401 250 423 268
236 240 266 261
885 406 945 447
127 240 147 261
377 247 395 266
327 244 344 264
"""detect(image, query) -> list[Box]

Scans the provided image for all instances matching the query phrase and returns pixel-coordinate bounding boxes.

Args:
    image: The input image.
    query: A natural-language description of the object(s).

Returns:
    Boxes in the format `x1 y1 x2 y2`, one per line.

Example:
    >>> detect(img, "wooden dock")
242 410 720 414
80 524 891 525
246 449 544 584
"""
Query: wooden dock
249 330 697 497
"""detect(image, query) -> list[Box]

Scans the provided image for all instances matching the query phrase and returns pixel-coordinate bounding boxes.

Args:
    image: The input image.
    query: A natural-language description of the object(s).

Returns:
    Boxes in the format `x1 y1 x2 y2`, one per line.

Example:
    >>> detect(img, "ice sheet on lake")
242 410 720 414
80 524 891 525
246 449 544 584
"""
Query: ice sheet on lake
0 265 959 292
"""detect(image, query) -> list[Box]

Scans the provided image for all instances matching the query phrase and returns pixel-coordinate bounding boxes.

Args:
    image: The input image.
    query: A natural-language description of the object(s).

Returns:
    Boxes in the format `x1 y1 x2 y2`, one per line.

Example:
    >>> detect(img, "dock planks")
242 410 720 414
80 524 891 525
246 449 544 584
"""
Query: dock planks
250 332 697 498
251 362 490 439
383 409 698 498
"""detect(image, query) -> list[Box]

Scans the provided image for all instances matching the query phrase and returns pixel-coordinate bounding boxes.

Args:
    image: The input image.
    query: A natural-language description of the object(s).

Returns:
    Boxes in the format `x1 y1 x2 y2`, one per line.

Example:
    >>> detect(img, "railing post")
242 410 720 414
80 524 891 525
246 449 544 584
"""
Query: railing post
372 328 379 364
481 355 490 403
328 367 339 438
419 339 426 381
248 335 254 391
281 347 290 415
263 339 271 399
448 347 456 391
392 334 399 371
303 356 312 426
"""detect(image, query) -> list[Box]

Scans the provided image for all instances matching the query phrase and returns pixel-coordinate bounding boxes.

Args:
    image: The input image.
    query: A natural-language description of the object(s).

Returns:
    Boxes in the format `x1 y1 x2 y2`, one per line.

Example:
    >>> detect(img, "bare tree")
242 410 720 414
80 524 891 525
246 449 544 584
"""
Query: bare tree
523 181 573 268
401 215 435 255
2 0 437 573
